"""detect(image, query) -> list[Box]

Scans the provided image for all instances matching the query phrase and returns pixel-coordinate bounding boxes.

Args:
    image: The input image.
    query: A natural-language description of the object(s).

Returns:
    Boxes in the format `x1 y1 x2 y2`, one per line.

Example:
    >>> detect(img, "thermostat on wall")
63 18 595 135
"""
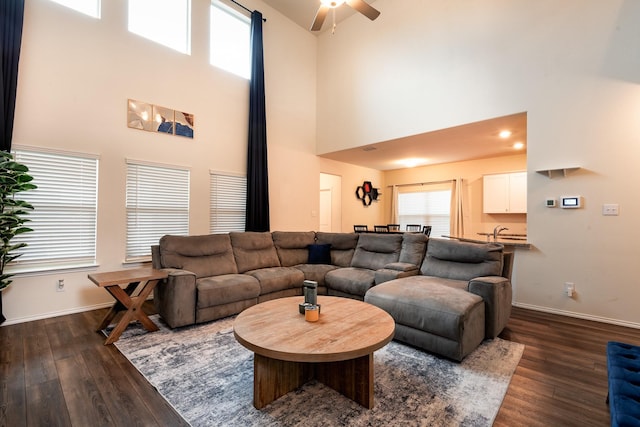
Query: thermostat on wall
545 198 557 208
561 196 582 209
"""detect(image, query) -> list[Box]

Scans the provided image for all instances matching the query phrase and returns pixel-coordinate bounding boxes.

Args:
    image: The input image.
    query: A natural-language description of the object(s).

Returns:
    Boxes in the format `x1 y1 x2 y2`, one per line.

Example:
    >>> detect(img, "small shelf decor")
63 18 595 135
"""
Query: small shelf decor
355 181 380 206
535 167 580 178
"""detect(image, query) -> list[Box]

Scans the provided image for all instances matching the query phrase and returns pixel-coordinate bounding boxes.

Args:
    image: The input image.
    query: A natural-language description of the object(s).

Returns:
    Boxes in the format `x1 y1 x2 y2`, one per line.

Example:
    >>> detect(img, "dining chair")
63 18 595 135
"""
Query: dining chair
353 225 369 233
387 224 400 232
422 225 432 237
406 224 422 232
374 225 389 233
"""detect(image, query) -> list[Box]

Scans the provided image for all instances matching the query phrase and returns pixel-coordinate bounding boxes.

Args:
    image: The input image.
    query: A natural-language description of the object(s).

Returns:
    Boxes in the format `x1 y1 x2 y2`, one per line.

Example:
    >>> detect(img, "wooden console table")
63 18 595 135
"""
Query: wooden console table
89 267 167 345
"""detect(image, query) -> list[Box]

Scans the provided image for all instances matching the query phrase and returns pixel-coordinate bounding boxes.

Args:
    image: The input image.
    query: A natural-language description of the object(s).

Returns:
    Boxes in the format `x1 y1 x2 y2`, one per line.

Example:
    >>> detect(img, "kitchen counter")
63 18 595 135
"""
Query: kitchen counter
441 235 531 249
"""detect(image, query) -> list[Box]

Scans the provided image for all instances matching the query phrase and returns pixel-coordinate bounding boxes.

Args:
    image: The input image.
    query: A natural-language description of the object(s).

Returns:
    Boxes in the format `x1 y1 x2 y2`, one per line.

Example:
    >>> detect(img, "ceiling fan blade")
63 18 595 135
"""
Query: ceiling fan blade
346 0 380 20
310 5 330 31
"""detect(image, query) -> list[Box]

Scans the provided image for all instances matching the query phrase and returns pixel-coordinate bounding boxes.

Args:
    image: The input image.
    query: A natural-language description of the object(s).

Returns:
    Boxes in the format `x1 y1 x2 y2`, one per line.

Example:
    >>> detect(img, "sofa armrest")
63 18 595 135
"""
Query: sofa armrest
468 276 512 339
153 268 197 328
375 266 419 285
383 262 420 272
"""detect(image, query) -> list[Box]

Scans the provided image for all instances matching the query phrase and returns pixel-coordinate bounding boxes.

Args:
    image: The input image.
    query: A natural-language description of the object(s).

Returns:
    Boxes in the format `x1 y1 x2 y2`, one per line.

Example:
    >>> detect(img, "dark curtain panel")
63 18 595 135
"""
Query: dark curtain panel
1 0 24 152
0 0 25 324
245 11 270 232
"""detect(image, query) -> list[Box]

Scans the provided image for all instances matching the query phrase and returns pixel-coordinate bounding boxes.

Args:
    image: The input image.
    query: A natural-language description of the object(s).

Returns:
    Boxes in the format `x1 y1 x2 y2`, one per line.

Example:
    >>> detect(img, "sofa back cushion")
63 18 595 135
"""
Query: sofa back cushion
399 233 428 266
272 231 317 266
316 232 359 267
159 234 238 278
420 238 503 280
230 231 281 273
351 234 403 270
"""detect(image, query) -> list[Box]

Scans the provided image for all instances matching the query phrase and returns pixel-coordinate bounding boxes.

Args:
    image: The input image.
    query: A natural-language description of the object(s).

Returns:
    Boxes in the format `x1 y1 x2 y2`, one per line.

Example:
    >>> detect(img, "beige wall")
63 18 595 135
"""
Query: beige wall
383 154 527 237
317 0 640 327
2 0 381 323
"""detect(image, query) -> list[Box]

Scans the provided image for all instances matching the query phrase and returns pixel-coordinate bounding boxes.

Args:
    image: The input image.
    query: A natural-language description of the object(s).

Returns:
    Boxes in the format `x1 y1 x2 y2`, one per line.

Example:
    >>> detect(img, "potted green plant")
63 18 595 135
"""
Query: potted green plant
0 151 36 290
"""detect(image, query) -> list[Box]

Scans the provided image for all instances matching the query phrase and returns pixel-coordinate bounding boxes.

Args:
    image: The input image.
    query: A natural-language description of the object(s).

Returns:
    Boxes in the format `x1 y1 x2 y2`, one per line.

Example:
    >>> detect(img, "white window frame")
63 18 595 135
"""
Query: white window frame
397 185 451 238
210 171 246 233
126 160 190 262
210 0 251 79
128 0 192 54
48 0 101 18
8 146 99 274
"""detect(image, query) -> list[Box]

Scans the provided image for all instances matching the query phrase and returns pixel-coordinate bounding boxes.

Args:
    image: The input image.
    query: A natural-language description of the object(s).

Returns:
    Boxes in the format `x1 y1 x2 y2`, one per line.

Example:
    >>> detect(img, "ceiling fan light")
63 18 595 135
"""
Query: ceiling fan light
320 0 346 8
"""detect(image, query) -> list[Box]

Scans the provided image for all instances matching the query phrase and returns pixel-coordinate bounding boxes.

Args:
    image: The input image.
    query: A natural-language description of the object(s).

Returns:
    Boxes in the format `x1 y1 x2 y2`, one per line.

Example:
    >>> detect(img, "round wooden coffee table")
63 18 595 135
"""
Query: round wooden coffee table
233 295 395 409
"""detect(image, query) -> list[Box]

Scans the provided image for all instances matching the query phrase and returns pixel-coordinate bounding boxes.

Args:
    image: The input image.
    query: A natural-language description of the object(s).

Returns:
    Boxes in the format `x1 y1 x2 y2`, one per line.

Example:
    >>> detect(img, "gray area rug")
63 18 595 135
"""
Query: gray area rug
112 315 524 427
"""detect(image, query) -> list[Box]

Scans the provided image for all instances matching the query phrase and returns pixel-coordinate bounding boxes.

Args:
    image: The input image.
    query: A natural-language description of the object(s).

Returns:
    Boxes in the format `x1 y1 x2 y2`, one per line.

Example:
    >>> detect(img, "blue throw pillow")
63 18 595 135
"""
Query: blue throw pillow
307 244 331 264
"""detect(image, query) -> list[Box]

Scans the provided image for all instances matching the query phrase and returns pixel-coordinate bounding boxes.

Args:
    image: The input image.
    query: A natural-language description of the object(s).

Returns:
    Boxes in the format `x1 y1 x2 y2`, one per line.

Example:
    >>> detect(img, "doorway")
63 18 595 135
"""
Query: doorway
320 173 342 232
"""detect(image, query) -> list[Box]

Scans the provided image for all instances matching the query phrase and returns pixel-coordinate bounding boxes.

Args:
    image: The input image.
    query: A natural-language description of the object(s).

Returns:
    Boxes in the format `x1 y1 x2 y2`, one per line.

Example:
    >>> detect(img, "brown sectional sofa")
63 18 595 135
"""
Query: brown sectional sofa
151 231 513 361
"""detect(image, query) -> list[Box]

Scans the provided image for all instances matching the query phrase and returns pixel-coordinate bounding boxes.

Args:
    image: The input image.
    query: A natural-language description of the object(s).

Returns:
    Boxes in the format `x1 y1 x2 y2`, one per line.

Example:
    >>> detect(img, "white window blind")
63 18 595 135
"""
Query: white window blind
210 0 251 79
398 189 451 238
126 161 190 261
10 148 98 272
210 172 246 233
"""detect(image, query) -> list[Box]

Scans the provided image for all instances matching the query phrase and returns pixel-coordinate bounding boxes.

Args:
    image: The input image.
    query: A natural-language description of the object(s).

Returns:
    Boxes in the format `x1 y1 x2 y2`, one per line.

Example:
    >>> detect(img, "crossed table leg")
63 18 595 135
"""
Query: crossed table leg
89 268 168 345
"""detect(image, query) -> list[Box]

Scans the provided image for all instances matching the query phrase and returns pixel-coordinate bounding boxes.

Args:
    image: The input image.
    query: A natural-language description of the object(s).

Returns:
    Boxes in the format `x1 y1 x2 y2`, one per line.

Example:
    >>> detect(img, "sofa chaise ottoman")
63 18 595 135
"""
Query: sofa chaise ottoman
365 238 510 361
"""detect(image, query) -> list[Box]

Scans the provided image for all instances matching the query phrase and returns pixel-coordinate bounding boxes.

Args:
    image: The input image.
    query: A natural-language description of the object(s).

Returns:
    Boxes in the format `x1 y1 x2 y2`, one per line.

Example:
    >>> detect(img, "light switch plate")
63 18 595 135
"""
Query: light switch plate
602 204 619 216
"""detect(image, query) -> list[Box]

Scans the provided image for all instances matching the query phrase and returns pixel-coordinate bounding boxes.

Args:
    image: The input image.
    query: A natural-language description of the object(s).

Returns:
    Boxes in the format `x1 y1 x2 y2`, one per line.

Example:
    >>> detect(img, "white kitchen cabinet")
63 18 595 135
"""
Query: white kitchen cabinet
483 171 527 214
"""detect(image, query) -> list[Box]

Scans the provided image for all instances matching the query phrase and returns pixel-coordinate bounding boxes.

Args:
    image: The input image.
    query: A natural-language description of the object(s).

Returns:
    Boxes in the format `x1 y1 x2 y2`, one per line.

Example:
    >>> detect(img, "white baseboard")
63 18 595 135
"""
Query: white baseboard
512 302 640 330
1 302 113 326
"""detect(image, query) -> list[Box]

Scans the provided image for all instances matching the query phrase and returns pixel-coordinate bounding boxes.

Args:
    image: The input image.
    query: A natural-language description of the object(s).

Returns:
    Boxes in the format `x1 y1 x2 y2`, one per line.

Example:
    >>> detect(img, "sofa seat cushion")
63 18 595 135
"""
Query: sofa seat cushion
325 267 376 297
196 274 260 308
294 263 338 287
365 277 484 342
245 266 305 295
414 275 468 291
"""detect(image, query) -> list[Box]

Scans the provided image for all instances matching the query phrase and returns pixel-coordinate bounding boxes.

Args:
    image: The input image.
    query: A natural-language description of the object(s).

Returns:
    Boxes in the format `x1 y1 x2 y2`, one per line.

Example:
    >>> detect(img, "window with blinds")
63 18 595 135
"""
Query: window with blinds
126 161 190 261
9 148 98 272
398 189 451 238
210 172 246 233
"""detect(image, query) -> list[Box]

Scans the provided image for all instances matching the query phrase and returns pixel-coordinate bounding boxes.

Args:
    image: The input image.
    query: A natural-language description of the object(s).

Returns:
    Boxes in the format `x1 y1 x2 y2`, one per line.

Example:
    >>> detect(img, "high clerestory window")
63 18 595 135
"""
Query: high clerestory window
210 0 251 79
48 0 101 18
128 0 192 54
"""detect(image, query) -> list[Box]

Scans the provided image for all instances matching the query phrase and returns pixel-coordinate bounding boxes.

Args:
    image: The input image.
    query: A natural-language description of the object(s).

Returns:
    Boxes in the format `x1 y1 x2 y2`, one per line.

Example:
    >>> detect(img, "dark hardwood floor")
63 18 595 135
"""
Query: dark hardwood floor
1 304 638 426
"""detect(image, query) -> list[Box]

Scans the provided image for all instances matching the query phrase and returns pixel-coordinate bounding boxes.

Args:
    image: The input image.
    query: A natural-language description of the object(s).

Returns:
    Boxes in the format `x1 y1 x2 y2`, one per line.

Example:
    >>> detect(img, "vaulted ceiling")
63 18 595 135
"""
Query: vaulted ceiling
261 1 527 171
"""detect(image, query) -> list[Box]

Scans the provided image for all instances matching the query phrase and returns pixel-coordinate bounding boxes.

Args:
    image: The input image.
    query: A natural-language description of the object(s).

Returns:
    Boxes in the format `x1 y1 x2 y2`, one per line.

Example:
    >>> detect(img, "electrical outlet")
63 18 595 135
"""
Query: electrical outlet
565 282 575 297
602 204 619 216
56 279 65 292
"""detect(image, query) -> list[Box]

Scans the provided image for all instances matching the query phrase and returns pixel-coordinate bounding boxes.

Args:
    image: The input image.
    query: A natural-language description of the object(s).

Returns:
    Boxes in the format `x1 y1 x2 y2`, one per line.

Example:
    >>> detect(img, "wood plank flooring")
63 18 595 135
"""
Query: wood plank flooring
1 305 638 426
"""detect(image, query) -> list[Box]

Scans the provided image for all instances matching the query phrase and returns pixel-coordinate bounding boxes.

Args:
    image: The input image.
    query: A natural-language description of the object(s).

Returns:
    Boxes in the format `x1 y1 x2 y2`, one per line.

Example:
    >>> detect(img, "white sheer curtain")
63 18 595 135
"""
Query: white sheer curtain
450 178 465 236
390 185 399 224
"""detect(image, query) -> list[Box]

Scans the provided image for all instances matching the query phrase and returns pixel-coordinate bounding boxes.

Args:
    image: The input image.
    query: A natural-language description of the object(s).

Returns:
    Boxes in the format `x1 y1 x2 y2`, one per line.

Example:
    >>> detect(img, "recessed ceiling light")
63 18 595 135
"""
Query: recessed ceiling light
499 130 512 139
513 141 525 150
397 158 427 168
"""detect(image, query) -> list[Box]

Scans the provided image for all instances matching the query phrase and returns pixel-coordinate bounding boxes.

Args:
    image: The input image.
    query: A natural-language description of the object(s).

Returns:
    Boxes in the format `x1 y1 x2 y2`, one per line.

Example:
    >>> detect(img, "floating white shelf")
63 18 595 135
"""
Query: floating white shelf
535 167 580 178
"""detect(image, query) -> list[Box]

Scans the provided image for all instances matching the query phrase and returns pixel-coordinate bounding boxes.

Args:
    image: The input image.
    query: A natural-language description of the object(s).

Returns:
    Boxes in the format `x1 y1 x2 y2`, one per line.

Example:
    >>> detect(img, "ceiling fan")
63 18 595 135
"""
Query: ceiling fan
310 0 380 32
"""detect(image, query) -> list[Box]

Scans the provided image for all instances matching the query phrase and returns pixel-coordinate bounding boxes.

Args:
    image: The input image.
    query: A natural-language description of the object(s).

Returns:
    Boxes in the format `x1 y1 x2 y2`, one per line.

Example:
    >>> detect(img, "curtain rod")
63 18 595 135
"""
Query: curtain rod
387 179 455 188
228 0 266 21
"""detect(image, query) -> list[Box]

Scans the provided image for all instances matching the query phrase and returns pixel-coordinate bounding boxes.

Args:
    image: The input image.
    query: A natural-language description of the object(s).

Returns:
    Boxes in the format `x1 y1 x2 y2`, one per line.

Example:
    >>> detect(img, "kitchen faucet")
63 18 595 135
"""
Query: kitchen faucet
493 225 509 240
